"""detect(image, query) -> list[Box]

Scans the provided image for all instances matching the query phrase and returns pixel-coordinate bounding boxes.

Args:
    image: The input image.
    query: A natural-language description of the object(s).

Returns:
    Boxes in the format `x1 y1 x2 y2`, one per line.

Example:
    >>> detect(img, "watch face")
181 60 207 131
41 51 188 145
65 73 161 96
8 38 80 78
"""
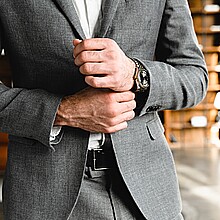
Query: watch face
139 69 149 89
131 58 149 92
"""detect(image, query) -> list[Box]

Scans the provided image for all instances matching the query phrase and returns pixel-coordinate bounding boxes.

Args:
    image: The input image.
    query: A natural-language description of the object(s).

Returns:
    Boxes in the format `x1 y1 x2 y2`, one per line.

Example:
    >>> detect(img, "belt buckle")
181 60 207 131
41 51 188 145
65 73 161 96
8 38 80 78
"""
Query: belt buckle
92 148 110 171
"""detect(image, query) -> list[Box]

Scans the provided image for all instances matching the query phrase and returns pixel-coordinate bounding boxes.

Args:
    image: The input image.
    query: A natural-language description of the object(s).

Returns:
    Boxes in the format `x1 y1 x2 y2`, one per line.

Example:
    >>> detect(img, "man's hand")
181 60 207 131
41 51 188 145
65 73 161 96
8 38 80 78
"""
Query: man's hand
54 87 136 133
73 38 135 92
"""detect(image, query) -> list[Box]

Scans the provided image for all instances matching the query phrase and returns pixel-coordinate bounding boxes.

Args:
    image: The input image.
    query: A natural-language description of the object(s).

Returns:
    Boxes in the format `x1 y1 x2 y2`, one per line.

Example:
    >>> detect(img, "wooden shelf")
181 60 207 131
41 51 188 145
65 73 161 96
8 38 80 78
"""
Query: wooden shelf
191 8 220 15
164 1 220 147
179 103 216 110
166 122 213 130
208 65 220 72
208 84 220 91
196 27 220 34
202 46 220 53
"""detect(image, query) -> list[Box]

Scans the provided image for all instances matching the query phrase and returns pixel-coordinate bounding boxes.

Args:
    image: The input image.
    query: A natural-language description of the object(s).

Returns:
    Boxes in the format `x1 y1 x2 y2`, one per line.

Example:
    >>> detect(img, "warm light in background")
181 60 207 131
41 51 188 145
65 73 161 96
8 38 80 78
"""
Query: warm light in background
214 92 220 110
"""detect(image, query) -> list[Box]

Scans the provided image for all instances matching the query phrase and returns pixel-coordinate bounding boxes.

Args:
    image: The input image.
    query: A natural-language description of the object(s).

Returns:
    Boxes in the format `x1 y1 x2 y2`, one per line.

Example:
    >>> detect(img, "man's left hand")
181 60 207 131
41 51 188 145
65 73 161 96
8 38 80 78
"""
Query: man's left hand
73 38 135 92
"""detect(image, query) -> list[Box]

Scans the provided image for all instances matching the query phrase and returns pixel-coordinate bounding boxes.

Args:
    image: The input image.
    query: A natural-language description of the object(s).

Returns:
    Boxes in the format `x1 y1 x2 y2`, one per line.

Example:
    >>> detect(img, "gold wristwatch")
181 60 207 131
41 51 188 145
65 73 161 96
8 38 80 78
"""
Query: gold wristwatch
131 58 149 93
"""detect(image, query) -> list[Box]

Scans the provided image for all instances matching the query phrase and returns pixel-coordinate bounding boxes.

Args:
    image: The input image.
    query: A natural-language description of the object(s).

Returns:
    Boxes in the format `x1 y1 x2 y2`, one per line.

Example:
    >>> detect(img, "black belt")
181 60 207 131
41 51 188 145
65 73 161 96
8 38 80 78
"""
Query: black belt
86 134 113 171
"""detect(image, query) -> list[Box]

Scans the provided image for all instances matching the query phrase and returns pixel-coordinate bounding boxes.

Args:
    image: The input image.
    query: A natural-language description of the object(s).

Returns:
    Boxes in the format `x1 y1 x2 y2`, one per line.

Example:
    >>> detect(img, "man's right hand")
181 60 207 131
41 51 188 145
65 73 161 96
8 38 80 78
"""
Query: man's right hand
54 87 136 133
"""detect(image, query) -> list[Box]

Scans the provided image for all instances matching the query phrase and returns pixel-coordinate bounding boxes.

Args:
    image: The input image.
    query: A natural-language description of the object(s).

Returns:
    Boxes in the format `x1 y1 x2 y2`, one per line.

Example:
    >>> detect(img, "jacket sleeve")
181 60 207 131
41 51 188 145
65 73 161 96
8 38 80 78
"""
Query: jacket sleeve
0 20 63 150
137 0 208 116
0 83 63 150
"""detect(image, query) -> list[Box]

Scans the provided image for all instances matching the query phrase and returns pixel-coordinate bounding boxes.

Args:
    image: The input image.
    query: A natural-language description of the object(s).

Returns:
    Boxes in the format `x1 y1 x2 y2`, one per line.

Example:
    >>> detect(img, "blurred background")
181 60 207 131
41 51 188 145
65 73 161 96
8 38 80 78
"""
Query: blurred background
1 0 220 219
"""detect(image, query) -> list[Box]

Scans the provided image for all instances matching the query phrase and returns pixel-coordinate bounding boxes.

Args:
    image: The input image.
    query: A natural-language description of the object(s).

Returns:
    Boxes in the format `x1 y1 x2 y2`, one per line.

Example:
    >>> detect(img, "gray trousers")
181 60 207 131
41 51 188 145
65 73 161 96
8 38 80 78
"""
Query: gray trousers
68 168 185 220
67 134 185 220
68 166 146 220
68 134 184 220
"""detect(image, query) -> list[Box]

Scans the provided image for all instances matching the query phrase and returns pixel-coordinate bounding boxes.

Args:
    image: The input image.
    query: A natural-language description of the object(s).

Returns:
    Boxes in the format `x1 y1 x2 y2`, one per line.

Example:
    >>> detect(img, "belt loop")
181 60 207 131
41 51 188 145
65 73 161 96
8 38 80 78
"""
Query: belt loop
85 167 92 178
103 134 112 151
99 133 105 147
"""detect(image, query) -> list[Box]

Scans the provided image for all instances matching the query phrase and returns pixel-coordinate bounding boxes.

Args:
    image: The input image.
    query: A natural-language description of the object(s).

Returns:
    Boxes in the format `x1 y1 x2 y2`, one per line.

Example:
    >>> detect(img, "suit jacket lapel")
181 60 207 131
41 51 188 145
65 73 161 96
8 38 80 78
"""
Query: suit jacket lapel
97 0 120 37
52 0 86 39
53 0 120 39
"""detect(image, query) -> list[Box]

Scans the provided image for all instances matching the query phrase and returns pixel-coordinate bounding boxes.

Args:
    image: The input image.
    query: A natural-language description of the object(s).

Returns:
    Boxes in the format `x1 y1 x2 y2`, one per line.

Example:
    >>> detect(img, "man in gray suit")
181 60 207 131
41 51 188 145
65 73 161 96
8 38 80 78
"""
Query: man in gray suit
0 0 208 219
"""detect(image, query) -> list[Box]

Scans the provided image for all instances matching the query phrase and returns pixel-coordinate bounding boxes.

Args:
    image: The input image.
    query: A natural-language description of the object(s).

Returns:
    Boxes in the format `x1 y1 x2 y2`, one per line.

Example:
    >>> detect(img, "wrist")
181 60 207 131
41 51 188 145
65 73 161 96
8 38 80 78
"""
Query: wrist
54 109 66 126
54 97 71 126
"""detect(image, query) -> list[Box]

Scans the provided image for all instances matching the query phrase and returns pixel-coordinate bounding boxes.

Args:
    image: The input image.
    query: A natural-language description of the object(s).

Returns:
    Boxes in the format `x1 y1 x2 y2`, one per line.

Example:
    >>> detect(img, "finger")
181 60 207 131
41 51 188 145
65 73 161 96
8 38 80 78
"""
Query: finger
115 91 135 102
79 120 128 134
73 39 82 47
104 110 135 133
108 110 135 127
84 75 111 88
80 63 108 76
75 51 103 66
103 121 128 133
118 100 136 113
73 38 114 58
80 61 118 77
73 39 82 58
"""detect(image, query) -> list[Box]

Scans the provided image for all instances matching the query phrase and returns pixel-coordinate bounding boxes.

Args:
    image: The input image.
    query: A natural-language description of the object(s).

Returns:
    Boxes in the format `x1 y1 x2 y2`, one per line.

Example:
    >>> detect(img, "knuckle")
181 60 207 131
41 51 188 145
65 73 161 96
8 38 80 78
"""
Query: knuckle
106 50 115 60
107 120 114 127
131 92 135 100
81 63 91 73
108 118 118 127
108 108 118 117
125 103 131 110
76 56 83 65
115 76 121 85
130 111 135 119
91 51 98 59
90 78 99 87
79 52 88 62
81 39 89 48
103 127 112 133
105 38 112 45
129 111 135 120
106 93 116 102
125 91 135 100
123 111 134 122
132 100 137 109
108 38 116 47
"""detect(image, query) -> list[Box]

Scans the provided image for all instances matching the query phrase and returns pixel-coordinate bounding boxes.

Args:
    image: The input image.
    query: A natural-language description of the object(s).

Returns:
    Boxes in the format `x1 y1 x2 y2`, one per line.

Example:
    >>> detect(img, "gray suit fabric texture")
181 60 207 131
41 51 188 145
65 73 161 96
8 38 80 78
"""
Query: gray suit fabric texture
0 0 208 219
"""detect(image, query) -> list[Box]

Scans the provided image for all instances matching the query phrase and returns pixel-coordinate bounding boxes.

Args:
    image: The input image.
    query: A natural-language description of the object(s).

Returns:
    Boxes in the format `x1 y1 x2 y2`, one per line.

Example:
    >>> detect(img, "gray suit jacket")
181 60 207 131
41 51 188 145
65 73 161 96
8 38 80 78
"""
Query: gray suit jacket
0 0 208 219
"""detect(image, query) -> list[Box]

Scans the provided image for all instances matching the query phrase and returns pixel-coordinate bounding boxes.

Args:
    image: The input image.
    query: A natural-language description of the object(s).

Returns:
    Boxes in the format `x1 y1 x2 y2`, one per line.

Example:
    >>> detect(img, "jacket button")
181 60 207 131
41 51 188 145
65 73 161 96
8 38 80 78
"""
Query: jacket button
146 105 162 112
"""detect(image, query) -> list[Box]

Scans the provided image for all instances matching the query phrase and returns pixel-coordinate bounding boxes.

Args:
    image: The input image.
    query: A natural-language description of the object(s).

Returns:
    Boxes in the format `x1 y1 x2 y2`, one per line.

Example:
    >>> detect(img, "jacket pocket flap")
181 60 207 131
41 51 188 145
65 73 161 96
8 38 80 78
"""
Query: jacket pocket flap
9 135 36 146
146 117 165 140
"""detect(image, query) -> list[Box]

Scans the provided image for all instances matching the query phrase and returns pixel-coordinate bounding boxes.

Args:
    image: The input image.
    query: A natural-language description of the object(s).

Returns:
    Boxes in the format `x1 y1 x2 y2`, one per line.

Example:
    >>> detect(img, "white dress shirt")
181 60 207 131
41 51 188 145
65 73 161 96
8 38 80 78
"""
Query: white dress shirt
50 0 104 149
72 0 102 39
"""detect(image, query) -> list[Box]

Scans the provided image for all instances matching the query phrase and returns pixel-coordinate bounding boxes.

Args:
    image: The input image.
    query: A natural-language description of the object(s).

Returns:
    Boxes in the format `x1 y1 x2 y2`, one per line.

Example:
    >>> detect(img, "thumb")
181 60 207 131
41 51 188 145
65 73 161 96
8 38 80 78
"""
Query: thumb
73 39 82 46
